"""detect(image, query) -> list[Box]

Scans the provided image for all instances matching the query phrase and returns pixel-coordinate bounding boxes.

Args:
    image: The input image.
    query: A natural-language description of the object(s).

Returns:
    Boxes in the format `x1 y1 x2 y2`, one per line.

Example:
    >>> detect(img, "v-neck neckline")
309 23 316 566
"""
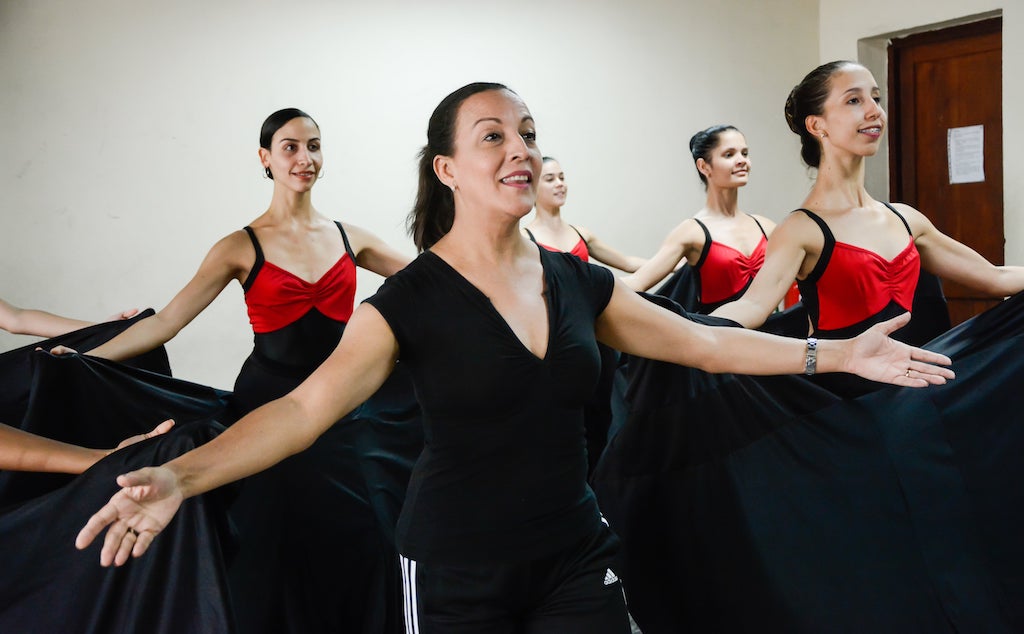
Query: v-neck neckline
425 248 554 362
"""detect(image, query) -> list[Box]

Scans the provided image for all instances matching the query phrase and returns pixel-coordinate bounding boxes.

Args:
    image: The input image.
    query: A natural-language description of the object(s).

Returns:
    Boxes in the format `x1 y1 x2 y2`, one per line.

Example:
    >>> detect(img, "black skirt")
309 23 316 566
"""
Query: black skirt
0 345 234 634
225 351 422 634
592 292 1024 633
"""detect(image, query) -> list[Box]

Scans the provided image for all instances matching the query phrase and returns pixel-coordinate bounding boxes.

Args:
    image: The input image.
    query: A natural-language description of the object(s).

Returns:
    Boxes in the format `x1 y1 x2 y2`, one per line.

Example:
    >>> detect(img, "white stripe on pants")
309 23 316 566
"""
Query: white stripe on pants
400 555 420 634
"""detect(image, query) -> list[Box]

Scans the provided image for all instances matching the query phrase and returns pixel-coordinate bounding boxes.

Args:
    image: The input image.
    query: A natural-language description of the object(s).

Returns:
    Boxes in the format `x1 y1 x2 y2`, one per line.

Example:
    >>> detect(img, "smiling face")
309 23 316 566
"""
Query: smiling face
434 89 542 222
810 65 886 159
700 129 750 190
259 116 322 192
536 159 567 209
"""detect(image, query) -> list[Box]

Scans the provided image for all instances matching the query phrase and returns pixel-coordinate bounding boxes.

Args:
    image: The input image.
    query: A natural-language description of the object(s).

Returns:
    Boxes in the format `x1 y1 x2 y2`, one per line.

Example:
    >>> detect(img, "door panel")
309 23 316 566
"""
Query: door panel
889 18 1003 325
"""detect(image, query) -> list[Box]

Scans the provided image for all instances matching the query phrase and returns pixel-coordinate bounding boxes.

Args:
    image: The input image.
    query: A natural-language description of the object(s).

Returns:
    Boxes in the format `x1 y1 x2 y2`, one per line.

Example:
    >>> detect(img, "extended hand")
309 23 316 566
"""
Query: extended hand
108 308 140 321
75 466 184 566
112 419 175 452
845 313 954 386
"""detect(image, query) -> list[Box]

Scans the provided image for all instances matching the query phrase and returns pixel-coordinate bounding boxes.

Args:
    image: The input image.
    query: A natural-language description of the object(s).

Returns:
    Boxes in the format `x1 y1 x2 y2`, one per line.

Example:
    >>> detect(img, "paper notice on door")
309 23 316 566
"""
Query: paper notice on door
948 125 985 184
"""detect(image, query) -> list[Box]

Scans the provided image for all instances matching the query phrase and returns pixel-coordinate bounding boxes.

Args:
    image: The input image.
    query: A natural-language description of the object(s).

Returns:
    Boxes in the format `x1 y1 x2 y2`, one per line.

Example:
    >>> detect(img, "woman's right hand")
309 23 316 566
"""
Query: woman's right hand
111 419 175 452
47 345 78 355
75 465 184 566
107 308 140 321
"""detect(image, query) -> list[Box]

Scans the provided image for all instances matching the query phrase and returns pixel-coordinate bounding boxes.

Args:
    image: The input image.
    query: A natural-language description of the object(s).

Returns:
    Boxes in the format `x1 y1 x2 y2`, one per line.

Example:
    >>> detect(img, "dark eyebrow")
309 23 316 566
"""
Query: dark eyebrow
472 116 535 128
277 137 321 144
843 86 879 96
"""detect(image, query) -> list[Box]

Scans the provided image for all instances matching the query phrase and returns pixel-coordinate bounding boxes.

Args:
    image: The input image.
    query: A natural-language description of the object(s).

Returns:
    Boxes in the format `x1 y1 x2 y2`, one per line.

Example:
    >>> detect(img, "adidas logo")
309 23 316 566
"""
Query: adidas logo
603 568 619 586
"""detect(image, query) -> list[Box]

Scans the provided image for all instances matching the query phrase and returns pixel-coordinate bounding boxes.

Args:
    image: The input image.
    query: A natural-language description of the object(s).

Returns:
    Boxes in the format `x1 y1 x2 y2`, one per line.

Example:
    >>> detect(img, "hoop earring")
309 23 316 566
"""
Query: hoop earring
317 170 325 180
264 167 273 179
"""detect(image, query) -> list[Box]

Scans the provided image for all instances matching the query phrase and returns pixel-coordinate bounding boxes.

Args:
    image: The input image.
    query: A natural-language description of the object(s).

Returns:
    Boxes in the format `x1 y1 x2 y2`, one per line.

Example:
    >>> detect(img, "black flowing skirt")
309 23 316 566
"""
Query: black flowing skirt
0 308 171 425
591 292 1024 633
0 312 227 508
225 350 422 634
0 350 235 633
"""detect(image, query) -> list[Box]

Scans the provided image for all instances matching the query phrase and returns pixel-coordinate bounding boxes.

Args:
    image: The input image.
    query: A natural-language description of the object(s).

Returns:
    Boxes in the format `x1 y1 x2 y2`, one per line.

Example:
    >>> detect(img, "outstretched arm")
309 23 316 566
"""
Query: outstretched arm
597 279 953 384
0 419 174 474
620 220 701 291
76 304 399 565
709 214 810 328
79 233 249 361
578 228 647 273
344 223 412 278
904 204 1024 297
0 298 95 337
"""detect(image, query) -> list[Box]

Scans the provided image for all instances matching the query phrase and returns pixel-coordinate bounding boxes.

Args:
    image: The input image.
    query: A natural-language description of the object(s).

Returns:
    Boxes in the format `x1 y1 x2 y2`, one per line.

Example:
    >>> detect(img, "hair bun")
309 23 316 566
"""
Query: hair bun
784 89 800 134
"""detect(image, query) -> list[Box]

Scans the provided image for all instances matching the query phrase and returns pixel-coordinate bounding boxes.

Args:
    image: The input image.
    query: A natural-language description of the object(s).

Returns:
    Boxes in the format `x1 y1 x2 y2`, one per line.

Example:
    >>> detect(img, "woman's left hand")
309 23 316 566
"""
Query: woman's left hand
844 313 954 386
76 465 184 566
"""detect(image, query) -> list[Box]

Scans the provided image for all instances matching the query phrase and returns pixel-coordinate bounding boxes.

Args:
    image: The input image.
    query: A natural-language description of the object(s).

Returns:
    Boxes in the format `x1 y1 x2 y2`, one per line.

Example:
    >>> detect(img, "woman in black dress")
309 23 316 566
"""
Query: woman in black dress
58 108 416 634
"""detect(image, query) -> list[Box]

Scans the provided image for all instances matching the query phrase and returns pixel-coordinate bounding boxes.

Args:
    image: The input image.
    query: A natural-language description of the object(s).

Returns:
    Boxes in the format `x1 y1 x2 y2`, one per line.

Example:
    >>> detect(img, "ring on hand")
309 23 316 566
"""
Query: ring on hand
126 527 139 537
904 369 912 377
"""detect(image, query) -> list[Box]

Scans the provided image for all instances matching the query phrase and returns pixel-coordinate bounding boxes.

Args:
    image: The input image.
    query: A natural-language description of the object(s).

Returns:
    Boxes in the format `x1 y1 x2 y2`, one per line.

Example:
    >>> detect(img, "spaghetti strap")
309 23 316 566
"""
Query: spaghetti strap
881 202 913 237
524 228 538 243
749 215 768 238
335 221 357 262
691 218 713 270
793 209 834 285
569 224 589 247
241 226 266 293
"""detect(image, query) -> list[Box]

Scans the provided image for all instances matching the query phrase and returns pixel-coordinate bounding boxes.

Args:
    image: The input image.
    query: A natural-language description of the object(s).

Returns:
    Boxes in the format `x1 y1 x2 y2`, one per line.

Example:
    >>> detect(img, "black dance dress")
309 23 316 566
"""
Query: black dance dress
226 223 420 634
592 206 1023 633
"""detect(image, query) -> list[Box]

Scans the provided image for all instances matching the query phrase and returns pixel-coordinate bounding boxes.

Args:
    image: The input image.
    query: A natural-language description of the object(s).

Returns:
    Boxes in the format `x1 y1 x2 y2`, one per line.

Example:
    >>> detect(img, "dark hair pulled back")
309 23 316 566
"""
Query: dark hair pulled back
407 82 510 251
784 60 858 168
688 125 740 188
259 108 319 180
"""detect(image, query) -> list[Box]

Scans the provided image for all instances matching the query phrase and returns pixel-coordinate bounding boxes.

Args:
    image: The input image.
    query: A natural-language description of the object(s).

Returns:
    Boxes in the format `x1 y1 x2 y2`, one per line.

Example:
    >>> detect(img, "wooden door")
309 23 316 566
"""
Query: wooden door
889 18 1003 325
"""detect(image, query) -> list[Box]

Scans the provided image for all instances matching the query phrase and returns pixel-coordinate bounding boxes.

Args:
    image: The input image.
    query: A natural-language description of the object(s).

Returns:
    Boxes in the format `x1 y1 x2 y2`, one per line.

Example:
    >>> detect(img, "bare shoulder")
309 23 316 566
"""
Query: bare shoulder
204 229 256 276
663 218 704 247
885 202 930 233
768 210 823 250
573 225 595 242
337 221 374 252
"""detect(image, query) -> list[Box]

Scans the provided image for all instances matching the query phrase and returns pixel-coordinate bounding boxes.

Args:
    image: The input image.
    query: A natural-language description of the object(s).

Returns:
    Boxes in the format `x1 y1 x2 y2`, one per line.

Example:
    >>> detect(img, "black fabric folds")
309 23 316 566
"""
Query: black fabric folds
0 347 234 633
592 292 1024 633
0 351 230 508
0 420 234 634
0 309 171 425
0 313 421 633
225 360 421 634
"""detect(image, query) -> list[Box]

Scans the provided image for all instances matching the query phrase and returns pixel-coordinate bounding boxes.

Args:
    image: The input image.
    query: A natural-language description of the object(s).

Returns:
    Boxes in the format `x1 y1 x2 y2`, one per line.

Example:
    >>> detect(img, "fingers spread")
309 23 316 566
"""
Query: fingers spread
912 348 954 369
113 527 137 567
116 469 150 489
133 531 156 558
75 503 121 550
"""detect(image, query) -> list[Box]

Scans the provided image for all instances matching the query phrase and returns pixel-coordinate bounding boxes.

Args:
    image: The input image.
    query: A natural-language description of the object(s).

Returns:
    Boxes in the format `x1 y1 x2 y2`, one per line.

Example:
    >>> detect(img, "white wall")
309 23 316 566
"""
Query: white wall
818 1 1022 265
0 0 819 387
